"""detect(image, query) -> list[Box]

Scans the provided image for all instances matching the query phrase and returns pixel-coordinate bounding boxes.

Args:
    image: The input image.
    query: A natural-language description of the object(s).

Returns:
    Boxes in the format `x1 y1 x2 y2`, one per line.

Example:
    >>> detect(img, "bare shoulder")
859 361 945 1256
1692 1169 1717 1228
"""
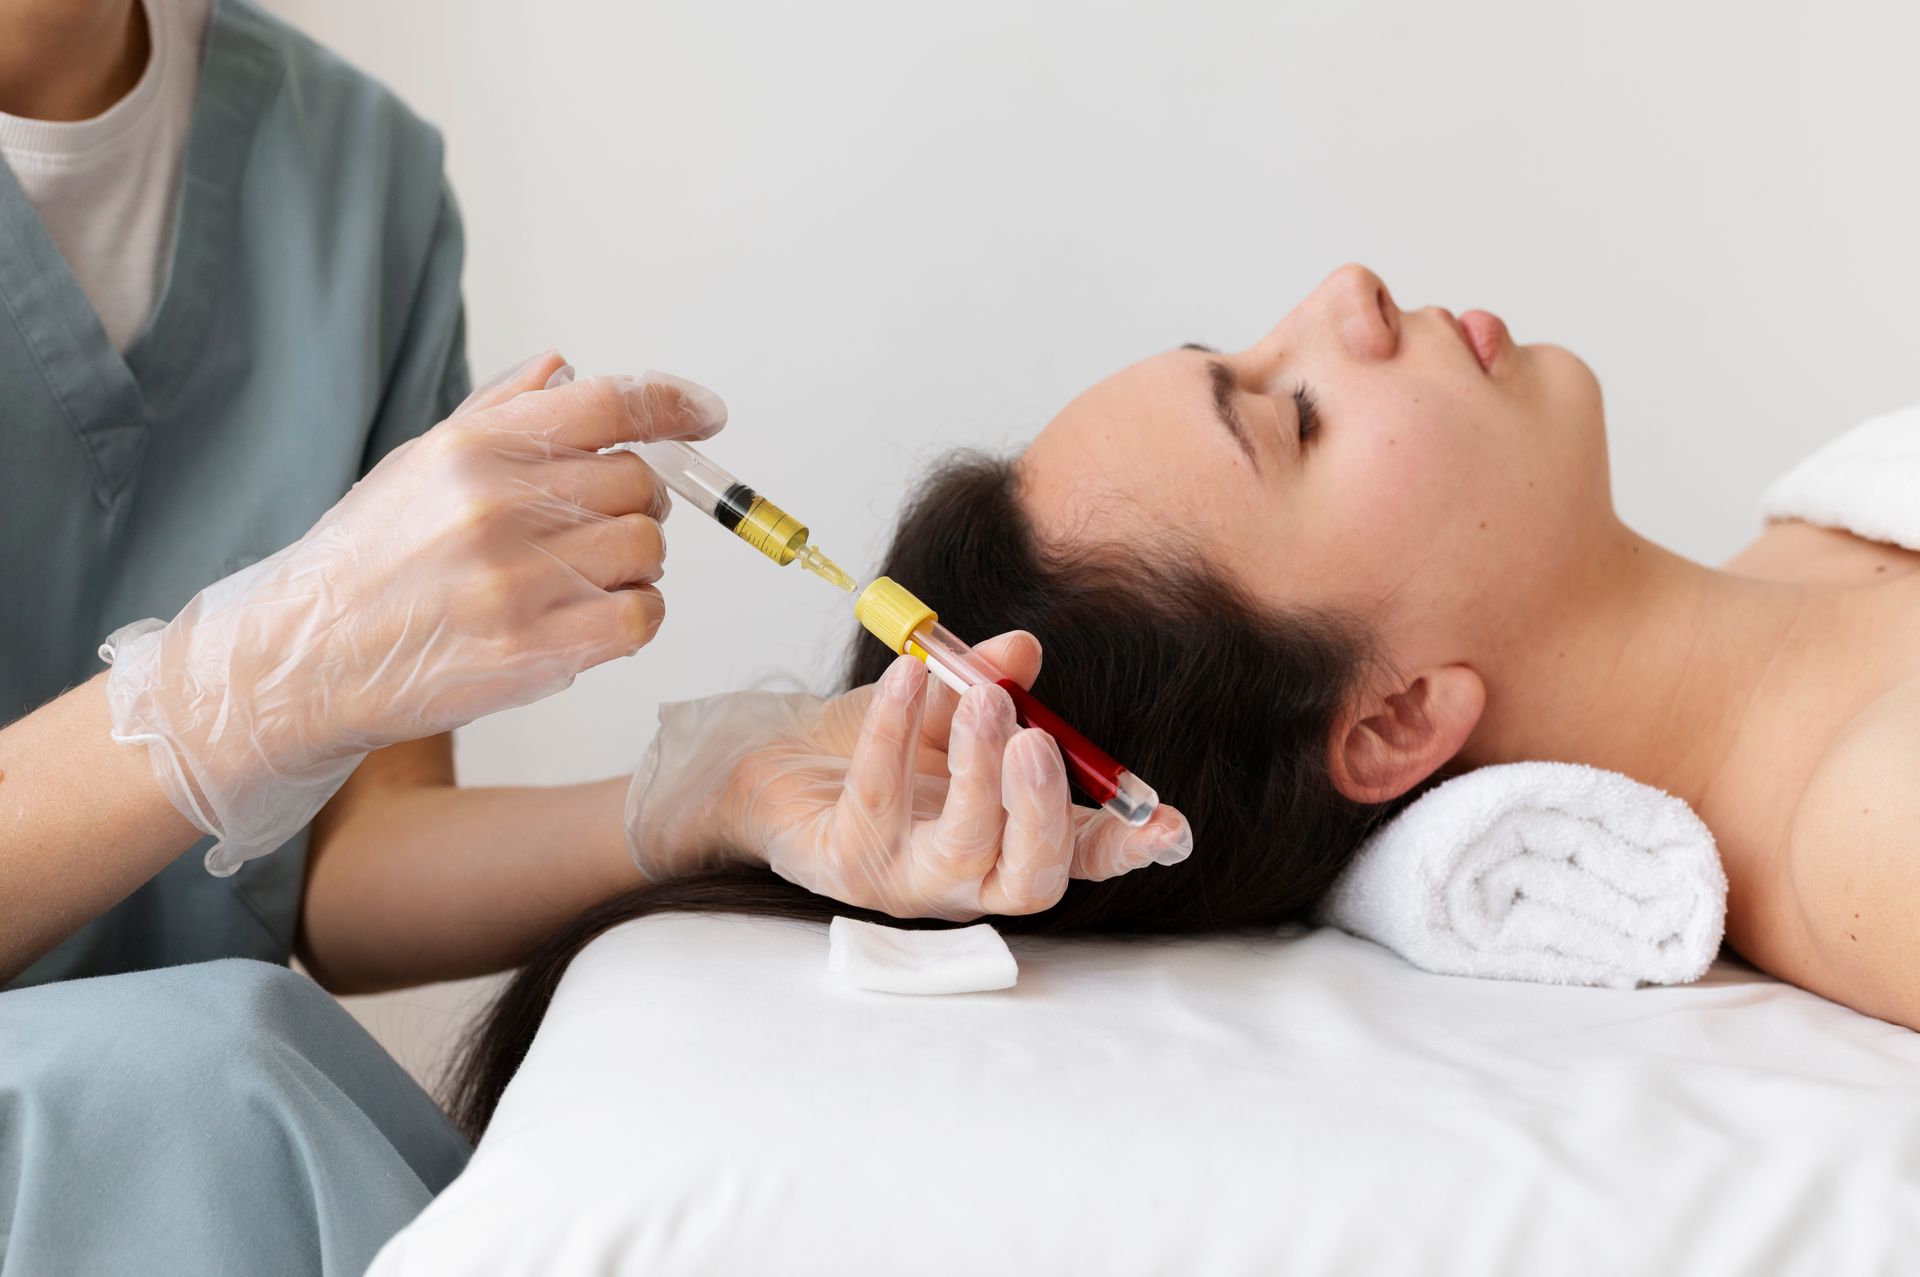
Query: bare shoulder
1724 519 1920 586
1776 680 1920 1027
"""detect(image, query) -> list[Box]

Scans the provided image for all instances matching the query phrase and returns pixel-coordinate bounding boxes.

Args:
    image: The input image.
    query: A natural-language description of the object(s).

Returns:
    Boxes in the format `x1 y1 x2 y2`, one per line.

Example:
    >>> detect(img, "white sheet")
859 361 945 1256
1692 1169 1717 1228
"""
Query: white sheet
373 913 1920 1276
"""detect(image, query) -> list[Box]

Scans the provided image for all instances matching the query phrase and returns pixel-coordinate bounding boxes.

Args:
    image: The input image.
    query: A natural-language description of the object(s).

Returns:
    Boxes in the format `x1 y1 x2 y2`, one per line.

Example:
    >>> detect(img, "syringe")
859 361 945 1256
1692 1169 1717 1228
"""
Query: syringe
638 441 857 592
855 577 1160 827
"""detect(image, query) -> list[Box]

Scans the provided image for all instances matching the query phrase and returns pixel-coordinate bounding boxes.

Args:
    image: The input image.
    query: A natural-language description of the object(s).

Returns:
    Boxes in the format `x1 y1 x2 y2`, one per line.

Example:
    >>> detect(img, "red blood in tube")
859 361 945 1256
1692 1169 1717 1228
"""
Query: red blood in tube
998 679 1124 803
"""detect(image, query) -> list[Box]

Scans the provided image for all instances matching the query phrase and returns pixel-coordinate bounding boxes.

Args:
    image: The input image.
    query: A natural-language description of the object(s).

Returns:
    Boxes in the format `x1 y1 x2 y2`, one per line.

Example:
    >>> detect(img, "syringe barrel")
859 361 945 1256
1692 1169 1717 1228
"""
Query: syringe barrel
638 441 738 515
637 441 808 567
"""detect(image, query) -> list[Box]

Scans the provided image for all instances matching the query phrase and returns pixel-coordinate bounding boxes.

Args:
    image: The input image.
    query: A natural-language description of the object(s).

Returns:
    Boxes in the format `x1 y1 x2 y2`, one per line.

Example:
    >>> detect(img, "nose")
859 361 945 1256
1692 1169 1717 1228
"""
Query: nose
1323 263 1398 360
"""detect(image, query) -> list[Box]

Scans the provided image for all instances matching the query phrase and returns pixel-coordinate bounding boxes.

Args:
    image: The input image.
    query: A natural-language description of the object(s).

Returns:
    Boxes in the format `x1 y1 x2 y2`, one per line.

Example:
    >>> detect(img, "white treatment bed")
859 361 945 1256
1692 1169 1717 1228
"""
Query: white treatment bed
371 913 1920 1275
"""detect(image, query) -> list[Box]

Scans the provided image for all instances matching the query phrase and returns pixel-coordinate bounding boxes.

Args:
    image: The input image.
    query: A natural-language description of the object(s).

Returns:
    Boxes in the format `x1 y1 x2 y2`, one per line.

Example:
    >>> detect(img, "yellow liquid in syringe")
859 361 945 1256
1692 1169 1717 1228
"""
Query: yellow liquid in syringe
636 441 859 592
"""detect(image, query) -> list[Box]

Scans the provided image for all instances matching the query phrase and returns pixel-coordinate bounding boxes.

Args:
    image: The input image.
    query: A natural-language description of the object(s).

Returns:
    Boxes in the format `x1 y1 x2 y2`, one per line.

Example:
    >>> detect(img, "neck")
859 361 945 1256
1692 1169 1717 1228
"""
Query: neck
0 0 148 122
1459 521 1828 814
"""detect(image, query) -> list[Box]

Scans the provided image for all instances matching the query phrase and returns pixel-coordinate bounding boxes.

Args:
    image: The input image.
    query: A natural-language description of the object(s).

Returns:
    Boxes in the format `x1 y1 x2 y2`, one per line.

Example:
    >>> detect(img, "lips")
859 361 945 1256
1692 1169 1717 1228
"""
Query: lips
1458 309 1509 373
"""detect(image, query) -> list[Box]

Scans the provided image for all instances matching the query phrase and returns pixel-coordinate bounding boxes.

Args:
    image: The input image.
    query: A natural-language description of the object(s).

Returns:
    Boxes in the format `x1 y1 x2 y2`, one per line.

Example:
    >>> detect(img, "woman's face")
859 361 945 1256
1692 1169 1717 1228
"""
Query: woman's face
1018 264 1613 663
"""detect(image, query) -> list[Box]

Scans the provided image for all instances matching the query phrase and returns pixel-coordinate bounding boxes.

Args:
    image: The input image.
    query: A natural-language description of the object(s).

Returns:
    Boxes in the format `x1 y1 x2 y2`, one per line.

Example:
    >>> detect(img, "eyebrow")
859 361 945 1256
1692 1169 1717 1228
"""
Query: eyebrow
1180 343 1257 468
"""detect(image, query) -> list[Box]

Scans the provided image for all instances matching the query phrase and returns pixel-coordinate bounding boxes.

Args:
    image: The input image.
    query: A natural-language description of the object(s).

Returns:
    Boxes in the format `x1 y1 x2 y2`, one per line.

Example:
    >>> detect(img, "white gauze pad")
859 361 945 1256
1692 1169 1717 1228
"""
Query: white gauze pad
826 917 1018 995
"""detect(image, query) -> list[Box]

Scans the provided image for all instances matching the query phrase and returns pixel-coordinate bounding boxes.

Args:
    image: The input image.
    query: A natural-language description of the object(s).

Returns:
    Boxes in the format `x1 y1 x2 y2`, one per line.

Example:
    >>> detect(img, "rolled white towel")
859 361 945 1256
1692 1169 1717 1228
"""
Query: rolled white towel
1312 762 1727 990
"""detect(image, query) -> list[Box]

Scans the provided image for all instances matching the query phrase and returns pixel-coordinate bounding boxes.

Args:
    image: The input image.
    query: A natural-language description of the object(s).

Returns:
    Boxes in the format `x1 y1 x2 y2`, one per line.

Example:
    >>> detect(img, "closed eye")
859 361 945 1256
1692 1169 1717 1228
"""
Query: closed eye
1181 343 1318 462
1291 382 1321 447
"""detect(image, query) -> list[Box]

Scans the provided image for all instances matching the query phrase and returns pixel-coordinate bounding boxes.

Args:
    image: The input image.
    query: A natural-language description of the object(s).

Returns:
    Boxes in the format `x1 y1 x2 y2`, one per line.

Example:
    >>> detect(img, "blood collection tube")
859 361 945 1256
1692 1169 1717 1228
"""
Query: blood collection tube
854 577 1159 827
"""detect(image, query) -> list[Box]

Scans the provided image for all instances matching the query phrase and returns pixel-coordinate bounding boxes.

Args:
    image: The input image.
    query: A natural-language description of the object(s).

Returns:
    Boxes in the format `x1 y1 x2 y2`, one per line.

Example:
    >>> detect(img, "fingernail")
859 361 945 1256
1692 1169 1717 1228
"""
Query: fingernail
635 590 666 646
544 363 576 389
617 371 728 439
882 655 923 702
961 682 1013 732
1134 811 1194 867
1015 630 1044 681
1018 730 1060 790
648 370 728 434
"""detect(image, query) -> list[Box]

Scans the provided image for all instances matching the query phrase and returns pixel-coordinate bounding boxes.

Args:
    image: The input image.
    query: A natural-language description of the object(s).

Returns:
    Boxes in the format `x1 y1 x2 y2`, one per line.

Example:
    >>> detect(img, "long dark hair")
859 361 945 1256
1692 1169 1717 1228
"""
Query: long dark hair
446 453 1412 1138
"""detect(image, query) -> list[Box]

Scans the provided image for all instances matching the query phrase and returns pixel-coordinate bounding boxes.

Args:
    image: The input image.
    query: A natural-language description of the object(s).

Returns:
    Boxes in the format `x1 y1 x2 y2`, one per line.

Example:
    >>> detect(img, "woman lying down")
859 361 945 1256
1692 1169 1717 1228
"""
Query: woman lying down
452 262 1920 1135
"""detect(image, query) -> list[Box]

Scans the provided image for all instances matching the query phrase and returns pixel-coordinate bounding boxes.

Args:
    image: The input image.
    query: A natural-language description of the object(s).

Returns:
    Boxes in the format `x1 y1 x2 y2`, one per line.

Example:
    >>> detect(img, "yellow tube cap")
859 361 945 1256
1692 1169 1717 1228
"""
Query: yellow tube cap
855 576 937 654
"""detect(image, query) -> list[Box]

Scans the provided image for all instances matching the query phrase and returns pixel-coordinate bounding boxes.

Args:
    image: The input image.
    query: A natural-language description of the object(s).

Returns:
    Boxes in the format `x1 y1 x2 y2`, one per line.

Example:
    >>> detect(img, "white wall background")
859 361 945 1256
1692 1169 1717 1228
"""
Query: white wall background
261 0 1920 1085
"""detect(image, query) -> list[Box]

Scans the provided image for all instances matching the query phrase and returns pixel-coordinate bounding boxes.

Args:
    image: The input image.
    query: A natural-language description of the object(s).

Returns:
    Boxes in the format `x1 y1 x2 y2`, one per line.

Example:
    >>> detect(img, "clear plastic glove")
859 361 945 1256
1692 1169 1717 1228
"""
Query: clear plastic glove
101 351 726 875
625 631 1194 920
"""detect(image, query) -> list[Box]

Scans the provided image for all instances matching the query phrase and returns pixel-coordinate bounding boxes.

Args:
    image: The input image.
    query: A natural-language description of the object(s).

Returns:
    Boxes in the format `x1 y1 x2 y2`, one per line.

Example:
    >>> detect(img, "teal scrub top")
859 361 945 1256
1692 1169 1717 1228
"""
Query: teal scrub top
0 0 471 987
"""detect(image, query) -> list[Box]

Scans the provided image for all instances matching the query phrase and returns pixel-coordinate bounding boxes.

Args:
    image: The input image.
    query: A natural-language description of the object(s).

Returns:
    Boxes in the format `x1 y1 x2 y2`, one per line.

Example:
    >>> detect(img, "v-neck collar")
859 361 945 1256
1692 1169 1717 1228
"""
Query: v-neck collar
0 0 283 505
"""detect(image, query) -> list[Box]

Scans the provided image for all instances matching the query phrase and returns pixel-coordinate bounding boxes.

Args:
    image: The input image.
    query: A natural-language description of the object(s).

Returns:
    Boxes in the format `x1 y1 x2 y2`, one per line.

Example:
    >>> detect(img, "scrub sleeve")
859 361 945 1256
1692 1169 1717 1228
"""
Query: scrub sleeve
0 0 479 1270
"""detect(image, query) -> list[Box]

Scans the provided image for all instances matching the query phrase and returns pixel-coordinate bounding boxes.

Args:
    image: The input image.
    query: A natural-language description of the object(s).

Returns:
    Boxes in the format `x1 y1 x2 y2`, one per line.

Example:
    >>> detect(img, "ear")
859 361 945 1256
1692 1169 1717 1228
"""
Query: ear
1328 664 1485 805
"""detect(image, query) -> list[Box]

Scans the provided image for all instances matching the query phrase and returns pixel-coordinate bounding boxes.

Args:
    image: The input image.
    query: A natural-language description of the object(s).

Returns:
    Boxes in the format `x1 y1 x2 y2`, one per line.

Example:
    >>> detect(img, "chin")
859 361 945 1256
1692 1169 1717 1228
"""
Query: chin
1514 344 1612 504
1528 343 1603 414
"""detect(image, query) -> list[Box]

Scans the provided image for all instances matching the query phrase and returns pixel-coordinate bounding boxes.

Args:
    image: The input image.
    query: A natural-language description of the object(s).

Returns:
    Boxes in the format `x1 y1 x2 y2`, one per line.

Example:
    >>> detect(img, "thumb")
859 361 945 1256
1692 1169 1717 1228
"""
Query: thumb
970 630 1043 691
1070 801 1194 882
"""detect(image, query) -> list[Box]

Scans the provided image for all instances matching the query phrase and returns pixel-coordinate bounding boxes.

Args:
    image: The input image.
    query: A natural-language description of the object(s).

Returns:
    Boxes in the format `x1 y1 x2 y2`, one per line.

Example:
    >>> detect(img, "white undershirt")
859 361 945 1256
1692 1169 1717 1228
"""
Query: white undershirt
0 0 213 352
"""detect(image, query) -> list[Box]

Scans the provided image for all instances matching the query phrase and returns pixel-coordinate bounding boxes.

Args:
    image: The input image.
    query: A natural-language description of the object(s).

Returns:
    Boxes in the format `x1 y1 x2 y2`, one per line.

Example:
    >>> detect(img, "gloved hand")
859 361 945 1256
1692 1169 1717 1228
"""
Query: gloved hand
101 351 726 876
625 631 1194 920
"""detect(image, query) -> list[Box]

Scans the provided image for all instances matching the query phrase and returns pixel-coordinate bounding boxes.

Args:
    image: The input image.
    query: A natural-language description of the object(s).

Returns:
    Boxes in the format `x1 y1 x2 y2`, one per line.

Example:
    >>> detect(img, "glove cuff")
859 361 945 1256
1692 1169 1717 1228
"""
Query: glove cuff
101 617 366 877
625 688 827 881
